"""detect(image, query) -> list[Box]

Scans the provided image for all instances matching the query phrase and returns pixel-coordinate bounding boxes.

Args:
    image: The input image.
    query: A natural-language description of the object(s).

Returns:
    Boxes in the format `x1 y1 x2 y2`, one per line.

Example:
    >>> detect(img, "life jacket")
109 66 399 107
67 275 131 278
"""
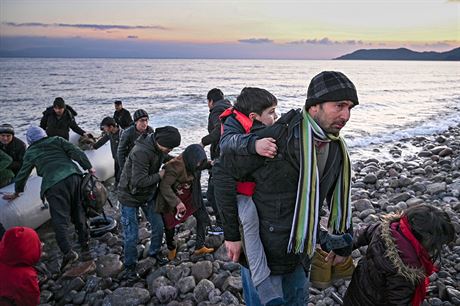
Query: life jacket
219 107 256 196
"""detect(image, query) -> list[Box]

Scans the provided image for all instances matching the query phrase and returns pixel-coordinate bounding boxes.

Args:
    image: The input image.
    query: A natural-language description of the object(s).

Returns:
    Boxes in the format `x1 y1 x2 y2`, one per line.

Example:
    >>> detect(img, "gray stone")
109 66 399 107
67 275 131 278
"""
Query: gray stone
447 287 460 302
412 182 427 192
389 192 411 203
418 151 432 157
166 264 190 282
398 176 413 187
211 271 231 290
221 290 240 305
426 182 446 194
191 260 213 282
406 198 424 207
40 290 53 303
156 285 178 304
102 287 150 306
431 146 448 155
73 291 87 305
96 254 123 278
363 173 377 184
222 275 243 295
439 148 454 157
213 244 229 262
177 276 196 294
358 208 376 219
194 279 215 303
138 227 150 241
148 275 171 296
352 199 373 212
208 288 222 304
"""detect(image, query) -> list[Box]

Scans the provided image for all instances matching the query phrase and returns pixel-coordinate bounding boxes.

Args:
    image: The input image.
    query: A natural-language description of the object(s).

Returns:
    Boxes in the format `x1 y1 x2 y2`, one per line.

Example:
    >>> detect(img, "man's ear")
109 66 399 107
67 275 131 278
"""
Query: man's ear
248 112 258 121
308 105 318 116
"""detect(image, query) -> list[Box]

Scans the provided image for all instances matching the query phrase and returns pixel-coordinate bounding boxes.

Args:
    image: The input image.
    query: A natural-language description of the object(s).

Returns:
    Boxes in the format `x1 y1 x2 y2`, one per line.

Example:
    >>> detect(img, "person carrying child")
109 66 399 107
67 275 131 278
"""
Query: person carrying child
156 144 215 260
343 204 455 306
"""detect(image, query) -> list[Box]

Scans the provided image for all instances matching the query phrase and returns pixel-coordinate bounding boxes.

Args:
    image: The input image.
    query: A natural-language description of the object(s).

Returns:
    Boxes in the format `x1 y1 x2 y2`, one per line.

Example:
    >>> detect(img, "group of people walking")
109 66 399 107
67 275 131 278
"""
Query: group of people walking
0 71 456 306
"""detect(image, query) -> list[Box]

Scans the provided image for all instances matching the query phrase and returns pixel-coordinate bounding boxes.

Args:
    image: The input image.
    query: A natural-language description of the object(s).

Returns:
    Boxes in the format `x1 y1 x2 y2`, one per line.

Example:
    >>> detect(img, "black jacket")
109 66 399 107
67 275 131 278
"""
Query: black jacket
214 109 350 275
93 128 122 160
40 105 85 140
201 99 232 160
113 108 133 129
118 134 165 207
0 137 26 175
117 125 154 171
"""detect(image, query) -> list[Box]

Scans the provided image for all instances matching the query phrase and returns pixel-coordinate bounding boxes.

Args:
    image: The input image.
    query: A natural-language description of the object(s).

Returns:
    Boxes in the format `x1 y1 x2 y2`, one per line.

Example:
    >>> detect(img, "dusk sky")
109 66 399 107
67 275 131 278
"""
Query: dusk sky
0 0 459 59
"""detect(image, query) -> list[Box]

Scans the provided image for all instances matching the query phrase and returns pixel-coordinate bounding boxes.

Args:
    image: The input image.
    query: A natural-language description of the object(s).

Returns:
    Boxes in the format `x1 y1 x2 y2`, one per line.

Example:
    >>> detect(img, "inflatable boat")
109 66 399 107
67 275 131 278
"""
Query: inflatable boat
0 133 115 230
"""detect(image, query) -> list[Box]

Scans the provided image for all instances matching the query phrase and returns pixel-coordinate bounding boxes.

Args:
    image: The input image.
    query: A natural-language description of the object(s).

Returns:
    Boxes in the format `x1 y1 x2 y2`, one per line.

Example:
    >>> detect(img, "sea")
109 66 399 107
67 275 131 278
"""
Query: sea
1 58 459 161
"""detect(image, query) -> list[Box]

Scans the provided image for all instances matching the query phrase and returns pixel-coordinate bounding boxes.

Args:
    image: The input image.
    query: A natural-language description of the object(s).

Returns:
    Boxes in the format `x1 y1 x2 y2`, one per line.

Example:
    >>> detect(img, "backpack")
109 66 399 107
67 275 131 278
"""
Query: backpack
81 173 109 216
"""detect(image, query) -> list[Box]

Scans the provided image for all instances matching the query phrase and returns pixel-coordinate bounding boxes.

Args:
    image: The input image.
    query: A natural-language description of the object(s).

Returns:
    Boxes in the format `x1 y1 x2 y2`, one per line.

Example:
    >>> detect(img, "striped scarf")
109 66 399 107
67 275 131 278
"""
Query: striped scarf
287 111 352 256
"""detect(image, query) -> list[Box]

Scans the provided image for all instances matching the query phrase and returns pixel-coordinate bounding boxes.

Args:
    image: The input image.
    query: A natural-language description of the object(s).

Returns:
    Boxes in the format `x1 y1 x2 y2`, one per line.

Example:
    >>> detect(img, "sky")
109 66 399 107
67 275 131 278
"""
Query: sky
0 0 459 59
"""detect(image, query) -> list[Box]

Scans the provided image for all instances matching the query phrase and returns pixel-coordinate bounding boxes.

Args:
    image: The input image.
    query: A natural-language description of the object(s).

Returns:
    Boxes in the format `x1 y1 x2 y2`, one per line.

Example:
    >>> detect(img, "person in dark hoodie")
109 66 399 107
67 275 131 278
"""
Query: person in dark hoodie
3 125 95 271
113 100 133 129
0 123 26 176
156 144 214 261
40 97 91 141
118 126 181 280
200 88 232 236
117 109 154 171
0 226 42 306
343 204 455 306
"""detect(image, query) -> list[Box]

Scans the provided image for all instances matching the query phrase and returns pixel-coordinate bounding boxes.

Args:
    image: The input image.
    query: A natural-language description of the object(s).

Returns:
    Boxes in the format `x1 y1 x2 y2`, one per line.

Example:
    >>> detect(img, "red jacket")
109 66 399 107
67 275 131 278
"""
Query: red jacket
0 227 41 306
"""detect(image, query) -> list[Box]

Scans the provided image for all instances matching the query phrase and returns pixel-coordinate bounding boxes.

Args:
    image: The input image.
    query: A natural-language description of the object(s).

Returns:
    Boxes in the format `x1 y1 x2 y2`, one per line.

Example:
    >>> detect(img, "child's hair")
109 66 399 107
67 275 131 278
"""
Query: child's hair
404 204 455 261
207 88 224 102
234 87 277 117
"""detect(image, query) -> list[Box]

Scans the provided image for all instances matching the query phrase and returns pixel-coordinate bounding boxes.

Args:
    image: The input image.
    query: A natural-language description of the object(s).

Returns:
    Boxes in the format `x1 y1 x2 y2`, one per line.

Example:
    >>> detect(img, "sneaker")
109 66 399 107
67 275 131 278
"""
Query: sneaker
207 225 224 235
151 253 169 266
194 246 215 255
61 250 79 271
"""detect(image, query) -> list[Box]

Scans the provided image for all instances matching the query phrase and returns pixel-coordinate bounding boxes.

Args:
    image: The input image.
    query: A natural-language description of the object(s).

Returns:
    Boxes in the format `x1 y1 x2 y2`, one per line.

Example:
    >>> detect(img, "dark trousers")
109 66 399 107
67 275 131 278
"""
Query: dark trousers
45 174 89 254
114 159 121 184
164 205 210 250
207 174 222 227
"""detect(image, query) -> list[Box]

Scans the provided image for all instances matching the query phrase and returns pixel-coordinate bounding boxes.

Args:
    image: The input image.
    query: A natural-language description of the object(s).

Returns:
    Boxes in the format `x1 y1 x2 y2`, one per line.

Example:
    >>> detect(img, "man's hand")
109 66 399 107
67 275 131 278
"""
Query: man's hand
225 240 242 262
88 168 96 175
84 132 94 139
255 138 277 158
325 250 347 266
176 202 186 213
159 169 165 179
3 192 19 201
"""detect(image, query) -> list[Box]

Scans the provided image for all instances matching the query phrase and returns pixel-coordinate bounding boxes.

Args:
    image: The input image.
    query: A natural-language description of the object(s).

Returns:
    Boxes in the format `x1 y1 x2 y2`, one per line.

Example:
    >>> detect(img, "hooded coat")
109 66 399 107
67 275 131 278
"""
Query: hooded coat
201 99 232 160
39 105 86 140
0 227 42 306
118 133 165 207
343 213 427 306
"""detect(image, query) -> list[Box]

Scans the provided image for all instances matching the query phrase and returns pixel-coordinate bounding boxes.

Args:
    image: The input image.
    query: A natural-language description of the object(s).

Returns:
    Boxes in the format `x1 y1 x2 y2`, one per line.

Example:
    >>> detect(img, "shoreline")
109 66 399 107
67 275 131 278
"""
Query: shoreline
35 123 460 305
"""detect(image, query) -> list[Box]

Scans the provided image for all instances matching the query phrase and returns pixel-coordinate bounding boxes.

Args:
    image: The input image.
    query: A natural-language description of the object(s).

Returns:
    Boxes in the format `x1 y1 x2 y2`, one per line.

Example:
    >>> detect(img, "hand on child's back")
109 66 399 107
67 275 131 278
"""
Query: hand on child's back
255 137 277 158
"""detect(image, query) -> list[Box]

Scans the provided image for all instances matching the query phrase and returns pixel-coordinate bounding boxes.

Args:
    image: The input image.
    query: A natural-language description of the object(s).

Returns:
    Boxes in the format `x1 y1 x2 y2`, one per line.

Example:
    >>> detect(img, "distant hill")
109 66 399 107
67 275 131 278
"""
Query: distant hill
336 47 460 61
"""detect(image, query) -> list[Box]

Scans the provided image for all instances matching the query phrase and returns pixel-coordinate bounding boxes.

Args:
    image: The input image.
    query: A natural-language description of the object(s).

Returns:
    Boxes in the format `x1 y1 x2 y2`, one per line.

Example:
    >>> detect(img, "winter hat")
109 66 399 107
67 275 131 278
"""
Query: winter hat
100 117 117 129
26 125 47 145
0 226 42 266
53 97 66 108
305 71 359 109
155 126 181 149
0 123 14 135
133 109 149 122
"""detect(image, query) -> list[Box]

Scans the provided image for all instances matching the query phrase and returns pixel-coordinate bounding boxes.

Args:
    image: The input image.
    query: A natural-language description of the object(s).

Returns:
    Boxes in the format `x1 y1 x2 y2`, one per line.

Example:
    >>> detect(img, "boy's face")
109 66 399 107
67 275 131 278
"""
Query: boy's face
253 106 278 126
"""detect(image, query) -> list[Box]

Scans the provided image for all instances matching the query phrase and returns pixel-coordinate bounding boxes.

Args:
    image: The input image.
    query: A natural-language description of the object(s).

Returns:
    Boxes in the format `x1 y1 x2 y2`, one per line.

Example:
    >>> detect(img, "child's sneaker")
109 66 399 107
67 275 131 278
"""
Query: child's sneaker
194 246 215 255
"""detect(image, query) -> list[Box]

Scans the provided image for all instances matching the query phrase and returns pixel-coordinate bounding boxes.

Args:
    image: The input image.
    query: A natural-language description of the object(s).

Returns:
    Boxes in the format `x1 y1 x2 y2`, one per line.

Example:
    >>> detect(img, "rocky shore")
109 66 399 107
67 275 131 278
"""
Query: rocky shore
36 124 460 306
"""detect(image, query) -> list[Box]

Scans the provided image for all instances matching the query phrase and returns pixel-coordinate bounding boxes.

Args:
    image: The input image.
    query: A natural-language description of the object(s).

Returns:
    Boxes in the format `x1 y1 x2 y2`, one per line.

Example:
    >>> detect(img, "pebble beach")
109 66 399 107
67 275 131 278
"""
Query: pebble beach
34 123 460 306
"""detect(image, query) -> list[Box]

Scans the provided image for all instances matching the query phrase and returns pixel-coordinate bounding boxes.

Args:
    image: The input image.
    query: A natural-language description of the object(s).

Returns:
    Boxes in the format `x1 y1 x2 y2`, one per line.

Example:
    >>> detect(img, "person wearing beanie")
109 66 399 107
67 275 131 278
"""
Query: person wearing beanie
157 144 215 261
117 109 153 171
93 117 123 184
0 123 26 177
113 100 133 129
215 71 359 304
3 125 96 271
0 226 42 306
40 97 92 141
117 126 181 281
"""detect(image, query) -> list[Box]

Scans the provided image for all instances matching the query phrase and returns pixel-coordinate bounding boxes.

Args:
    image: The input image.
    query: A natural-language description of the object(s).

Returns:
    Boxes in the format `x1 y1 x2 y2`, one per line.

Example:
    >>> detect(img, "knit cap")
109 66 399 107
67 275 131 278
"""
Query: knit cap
26 125 47 145
133 109 149 122
0 123 14 135
305 71 359 108
53 97 66 108
155 126 181 149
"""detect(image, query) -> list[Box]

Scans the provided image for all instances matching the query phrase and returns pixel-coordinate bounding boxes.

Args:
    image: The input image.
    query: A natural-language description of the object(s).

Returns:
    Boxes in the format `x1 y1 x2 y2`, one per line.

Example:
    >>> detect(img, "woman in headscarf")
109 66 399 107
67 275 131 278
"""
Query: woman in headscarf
156 144 214 260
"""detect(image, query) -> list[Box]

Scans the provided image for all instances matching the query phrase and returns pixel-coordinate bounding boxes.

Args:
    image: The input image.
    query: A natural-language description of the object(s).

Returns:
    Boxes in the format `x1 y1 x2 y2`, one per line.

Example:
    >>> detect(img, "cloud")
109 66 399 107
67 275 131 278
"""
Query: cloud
2 22 169 31
288 37 364 46
238 38 273 44
127 35 138 39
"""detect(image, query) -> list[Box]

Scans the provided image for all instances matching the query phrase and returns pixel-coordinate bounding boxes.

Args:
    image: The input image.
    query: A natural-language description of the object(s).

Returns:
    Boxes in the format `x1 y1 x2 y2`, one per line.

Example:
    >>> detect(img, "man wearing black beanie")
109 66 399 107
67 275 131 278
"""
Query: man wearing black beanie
118 125 181 281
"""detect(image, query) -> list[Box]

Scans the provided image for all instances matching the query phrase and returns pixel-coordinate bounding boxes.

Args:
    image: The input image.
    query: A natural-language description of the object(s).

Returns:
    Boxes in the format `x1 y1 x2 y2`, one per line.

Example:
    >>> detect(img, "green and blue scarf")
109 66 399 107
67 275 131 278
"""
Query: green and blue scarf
287 111 352 256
